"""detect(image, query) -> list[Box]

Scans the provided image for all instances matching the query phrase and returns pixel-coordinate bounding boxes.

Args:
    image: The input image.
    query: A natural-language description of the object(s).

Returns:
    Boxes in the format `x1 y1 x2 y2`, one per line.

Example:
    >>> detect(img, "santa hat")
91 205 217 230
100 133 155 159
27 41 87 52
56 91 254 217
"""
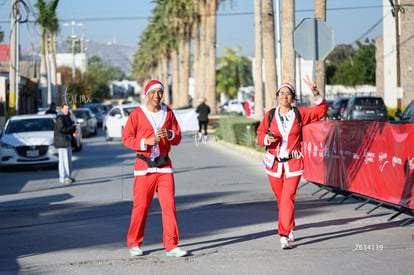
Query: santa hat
277 82 296 98
144 80 164 96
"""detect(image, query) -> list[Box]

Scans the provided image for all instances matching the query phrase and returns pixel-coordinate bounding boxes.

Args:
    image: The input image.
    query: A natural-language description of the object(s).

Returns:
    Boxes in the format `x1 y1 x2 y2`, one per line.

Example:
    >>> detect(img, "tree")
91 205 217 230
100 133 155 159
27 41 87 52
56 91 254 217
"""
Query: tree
164 0 195 108
35 0 59 107
87 56 126 102
204 0 218 114
262 0 278 110
58 56 126 104
330 39 376 86
216 47 253 99
315 0 327 96
326 44 356 84
131 0 231 111
57 65 88 105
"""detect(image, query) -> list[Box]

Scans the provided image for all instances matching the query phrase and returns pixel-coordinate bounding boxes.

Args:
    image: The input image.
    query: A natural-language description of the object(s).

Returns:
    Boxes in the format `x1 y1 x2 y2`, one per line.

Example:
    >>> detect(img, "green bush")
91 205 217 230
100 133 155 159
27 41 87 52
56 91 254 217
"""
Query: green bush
215 115 262 148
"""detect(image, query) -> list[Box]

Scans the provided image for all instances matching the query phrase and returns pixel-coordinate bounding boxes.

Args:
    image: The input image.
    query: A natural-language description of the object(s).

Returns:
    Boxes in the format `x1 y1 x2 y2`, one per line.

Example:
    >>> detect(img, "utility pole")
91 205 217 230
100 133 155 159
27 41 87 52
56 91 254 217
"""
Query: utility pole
393 0 402 111
63 21 83 80
9 0 19 116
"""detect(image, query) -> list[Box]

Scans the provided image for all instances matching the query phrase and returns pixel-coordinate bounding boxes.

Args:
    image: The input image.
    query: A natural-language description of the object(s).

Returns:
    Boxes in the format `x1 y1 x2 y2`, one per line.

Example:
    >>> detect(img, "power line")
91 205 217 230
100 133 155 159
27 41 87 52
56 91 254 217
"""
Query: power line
0 5 385 23
353 10 390 44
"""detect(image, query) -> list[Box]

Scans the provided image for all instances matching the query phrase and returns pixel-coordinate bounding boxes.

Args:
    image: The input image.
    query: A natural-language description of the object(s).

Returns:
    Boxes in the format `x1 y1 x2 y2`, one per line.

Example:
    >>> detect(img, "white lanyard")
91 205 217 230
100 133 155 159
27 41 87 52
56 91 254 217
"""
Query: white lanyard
142 105 167 160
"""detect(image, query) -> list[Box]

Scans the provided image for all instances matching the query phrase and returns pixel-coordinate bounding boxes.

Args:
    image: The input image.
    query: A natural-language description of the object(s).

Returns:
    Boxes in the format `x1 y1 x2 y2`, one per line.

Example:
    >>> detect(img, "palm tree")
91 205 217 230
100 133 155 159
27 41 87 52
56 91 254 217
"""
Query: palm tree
197 1 208 104
132 0 229 111
191 0 201 107
204 0 218 113
254 0 264 119
149 5 172 105
46 2 59 106
281 0 295 85
216 47 252 100
132 3 173 103
35 0 59 107
262 0 278 110
175 0 194 108
315 0 327 97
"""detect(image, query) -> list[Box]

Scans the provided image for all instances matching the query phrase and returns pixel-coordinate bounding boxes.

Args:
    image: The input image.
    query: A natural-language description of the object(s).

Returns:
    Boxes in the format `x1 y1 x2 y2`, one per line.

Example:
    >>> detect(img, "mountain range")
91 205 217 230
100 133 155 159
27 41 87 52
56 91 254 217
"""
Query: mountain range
22 40 138 76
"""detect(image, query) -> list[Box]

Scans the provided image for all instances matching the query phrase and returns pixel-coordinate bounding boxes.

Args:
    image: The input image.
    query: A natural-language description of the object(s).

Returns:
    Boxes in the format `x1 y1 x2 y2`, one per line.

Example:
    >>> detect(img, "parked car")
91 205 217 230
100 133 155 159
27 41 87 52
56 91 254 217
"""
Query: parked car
227 100 246 115
82 103 106 127
325 99 335 120
103 103 140 141
68 112 83 151
331 97 350 120
343 96 388 122
295 101 310 108
0 114 59 168
72 108 98 137
394 99 414 124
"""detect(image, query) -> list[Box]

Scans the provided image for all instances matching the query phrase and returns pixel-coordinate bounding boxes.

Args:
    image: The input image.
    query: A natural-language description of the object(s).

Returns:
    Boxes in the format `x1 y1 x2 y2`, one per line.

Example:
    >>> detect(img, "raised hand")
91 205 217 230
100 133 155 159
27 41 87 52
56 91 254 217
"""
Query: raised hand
303 75 318 94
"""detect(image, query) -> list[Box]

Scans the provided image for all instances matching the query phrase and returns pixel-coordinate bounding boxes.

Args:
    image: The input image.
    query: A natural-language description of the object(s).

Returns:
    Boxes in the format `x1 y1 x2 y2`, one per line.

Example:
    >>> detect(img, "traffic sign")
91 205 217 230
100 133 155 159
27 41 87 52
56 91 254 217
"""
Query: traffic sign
293 18 334 61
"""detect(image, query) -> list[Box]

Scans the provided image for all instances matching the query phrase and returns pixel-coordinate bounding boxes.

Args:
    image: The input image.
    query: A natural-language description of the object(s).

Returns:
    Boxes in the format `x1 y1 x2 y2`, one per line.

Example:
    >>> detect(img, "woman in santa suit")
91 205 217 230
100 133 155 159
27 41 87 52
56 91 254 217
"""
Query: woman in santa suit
256 75 328 250
122 80 187 257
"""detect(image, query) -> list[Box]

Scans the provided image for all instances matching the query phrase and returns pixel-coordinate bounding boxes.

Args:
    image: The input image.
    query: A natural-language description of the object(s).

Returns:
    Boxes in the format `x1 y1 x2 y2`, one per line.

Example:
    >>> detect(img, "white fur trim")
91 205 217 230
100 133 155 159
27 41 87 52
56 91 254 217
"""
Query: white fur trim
145 83 164 95
134 168 174 176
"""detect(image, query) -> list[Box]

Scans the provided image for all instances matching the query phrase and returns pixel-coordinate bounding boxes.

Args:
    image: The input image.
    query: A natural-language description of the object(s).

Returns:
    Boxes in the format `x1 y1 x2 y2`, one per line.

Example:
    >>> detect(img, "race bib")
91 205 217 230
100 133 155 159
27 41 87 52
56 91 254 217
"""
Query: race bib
263 151 275 169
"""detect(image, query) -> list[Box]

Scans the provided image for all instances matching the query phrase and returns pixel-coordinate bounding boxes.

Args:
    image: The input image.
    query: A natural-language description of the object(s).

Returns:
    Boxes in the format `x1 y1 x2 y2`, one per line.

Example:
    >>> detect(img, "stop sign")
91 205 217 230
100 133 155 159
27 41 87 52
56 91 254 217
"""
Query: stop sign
293 18 334 60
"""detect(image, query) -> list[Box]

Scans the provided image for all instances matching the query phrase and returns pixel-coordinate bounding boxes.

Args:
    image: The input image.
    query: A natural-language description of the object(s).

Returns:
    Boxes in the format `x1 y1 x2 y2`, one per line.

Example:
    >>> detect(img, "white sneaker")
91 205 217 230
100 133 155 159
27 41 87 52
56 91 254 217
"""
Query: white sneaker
288 230 295 242
166 247 188 257
280 236 293 250
129 246 143 256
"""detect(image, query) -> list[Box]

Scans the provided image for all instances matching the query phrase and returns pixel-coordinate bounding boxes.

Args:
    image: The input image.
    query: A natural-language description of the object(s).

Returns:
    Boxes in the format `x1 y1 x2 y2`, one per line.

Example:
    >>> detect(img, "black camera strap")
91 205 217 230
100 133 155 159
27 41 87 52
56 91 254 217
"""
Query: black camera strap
268 106 302 142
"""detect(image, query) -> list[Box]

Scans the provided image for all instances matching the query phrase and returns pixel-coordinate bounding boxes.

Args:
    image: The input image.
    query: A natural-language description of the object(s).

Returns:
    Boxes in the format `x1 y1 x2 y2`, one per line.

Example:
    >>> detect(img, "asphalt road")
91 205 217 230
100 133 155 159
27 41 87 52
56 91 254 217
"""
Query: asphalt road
0 129 413 274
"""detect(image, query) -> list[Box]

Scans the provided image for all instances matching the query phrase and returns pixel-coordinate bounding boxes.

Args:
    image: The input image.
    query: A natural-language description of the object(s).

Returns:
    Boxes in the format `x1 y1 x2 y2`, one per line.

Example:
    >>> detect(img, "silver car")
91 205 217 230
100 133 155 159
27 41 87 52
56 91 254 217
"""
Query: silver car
72 108 98 137
0 114 59 168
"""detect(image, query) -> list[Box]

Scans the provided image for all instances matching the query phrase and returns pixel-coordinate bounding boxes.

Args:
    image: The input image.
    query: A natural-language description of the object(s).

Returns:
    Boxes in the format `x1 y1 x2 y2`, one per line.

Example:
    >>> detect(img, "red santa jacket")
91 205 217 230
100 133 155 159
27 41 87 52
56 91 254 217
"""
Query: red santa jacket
122 105 181 175
257 98 327 178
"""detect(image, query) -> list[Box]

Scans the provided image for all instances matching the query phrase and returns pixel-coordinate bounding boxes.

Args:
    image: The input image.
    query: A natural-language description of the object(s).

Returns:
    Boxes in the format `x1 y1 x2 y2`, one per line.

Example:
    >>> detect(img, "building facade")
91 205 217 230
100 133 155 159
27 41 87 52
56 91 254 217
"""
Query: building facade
378 0 414 108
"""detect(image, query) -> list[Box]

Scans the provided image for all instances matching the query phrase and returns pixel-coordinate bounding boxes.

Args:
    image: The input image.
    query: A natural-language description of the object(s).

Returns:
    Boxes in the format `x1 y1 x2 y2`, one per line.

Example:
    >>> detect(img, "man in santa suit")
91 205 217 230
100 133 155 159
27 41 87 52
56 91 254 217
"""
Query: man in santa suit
122 80 187 257
256 75 328 250
244 95 255 117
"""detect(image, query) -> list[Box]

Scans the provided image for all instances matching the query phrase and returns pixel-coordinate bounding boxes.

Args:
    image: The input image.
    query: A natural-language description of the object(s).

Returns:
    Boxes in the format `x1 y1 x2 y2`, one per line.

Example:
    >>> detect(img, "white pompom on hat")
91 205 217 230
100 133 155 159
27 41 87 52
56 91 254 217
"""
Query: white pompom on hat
144 80 164 96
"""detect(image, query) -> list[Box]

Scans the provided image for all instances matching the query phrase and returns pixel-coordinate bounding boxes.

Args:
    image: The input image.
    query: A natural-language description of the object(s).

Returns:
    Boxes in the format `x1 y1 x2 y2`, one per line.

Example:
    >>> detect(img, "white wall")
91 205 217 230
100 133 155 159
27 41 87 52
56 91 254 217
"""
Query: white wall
56 53 87 73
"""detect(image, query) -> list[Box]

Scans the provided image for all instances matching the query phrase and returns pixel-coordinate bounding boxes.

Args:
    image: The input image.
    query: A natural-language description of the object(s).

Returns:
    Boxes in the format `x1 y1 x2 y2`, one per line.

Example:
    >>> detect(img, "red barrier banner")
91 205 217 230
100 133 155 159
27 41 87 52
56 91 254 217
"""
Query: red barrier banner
302 121 414 209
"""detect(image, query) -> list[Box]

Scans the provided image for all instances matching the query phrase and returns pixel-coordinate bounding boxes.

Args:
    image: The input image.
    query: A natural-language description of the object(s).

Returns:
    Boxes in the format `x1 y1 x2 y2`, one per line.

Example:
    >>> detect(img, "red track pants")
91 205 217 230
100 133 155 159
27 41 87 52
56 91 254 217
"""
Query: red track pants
127 173 179 251
267 171 301 237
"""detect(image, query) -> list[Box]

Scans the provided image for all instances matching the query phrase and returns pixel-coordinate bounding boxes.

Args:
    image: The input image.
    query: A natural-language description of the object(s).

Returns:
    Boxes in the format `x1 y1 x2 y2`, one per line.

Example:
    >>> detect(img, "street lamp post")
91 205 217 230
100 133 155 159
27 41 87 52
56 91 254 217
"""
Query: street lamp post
63 21 83 80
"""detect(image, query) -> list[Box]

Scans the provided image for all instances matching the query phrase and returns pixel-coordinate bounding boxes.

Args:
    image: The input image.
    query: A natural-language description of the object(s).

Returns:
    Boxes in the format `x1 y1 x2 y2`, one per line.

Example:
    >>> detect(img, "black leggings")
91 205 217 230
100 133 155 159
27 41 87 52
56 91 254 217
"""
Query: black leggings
198 120 208 135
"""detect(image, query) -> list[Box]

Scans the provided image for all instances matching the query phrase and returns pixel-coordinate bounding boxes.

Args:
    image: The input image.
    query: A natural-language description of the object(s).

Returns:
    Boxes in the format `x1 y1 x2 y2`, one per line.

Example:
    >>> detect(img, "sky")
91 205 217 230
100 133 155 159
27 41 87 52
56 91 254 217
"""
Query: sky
0 0 384 57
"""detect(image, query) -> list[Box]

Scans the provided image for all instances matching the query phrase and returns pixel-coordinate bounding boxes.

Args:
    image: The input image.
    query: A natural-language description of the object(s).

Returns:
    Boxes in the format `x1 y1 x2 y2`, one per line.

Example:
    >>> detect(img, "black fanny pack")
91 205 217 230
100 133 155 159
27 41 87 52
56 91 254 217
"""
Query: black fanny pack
136 154 169 168
274 154 295 163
